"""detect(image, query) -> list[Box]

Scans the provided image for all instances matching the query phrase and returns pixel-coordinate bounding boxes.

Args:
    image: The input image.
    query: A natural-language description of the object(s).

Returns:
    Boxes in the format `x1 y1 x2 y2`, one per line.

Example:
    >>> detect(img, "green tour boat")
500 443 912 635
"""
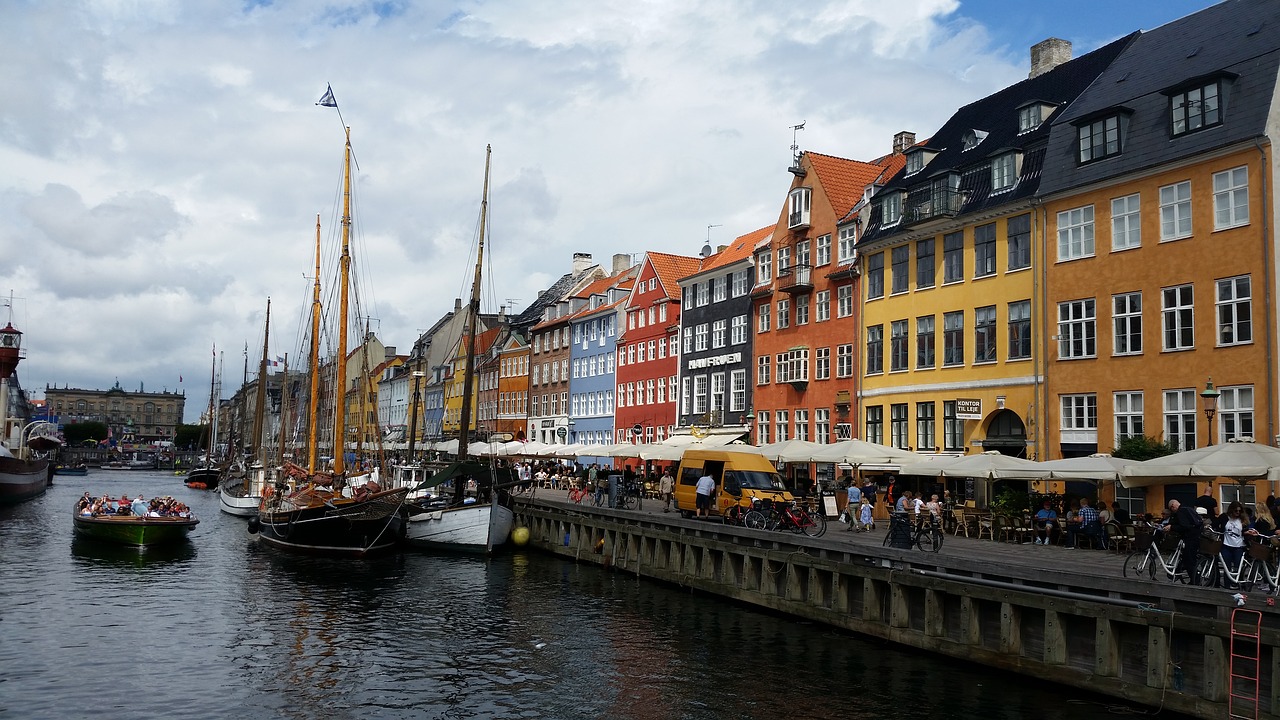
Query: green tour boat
73 511 198 547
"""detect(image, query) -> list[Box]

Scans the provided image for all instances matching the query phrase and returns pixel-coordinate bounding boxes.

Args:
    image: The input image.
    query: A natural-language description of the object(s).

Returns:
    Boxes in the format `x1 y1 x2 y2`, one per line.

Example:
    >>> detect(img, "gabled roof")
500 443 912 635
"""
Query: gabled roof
807 152 903 219
646 251 703 300
693 225 772 277
1041 0 1280 194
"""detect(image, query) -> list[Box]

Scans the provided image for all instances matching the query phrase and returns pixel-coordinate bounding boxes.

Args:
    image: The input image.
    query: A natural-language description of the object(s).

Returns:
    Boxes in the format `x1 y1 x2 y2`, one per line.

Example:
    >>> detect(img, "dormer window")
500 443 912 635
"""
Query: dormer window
991 152 1020 192
881 192 903 226
788 187 811 229
1169 78 1223 136
904 148 938 176
1016 101 1056 133
962 129 988 151
1076 113 1124 163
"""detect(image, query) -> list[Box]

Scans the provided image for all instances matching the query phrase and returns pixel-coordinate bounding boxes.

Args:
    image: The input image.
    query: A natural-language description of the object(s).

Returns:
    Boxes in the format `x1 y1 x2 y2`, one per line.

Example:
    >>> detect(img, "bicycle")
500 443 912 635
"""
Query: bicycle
1124 530 1191 583
771 500 827 537
882 512 943 552
567 484 589 504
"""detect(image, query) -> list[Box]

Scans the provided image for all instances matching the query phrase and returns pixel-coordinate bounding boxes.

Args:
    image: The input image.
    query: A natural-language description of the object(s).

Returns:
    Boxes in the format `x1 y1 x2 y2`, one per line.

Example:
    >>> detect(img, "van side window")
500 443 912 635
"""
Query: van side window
679 466 702 486
723 471 742 496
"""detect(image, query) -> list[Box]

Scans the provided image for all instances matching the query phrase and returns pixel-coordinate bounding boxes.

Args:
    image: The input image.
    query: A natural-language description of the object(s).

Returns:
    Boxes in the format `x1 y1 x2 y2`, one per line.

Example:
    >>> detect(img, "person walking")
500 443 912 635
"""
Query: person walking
694 471 716 518
659 469 675 513
844 479 862 531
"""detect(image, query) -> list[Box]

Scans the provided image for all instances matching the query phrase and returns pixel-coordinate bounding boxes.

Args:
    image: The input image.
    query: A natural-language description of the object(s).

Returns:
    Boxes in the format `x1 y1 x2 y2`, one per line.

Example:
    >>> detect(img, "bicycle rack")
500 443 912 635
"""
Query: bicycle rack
1229 607 1262 720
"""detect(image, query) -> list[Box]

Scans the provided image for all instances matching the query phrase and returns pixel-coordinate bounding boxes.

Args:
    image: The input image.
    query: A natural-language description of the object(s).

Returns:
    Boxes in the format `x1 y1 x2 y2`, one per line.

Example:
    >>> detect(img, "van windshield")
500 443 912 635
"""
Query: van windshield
730 471 786 491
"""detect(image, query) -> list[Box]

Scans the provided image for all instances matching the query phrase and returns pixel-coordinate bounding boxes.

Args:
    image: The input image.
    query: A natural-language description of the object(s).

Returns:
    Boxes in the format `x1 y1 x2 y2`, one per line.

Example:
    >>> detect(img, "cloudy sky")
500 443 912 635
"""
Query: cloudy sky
3 0 1213 423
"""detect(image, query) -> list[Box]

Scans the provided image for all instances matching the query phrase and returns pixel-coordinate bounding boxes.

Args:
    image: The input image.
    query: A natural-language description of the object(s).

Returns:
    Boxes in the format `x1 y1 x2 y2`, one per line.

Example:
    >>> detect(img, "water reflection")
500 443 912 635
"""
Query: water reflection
70 536 197 568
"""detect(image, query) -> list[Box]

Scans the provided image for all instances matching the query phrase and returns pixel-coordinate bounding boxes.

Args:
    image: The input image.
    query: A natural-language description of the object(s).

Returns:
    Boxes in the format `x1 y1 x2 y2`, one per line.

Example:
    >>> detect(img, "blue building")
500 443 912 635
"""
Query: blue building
569 269 635 465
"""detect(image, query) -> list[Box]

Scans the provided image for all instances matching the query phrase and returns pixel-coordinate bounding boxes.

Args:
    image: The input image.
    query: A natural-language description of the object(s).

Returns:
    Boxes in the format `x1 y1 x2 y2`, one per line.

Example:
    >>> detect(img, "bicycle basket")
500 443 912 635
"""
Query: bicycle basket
1133 532 1154 552
1156 533 1180 554
1199 537 1223 556
753 497 774 512
1248 542 1273 561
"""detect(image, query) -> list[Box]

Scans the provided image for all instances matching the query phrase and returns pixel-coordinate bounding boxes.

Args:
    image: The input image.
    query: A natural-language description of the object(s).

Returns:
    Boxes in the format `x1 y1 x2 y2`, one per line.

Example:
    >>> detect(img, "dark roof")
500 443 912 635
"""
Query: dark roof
858 32 1136 246
1041 0 1280 195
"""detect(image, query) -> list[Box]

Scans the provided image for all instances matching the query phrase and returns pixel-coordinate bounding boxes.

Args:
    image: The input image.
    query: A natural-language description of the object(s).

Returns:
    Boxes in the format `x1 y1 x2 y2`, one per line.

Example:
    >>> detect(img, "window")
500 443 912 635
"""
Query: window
730 370 746 412
794 409 809 441
865 325 883 375
943 311 964 366
815 347 830 380
906 151 924 175
882 193 902 225
836 285 853 318
890 404 908 448
780 348 809 383
1007 300 1031 360
1057 205 1095 261
1159 181 1192 240
682 327 693 355
1057 299 1096 359
815 408 830 444
865 406 883 445
757 410 770 445
1162 284 1194 351
1170 80 1220 136
695 323 709 351
731 269 748 297
796 239 810 268
1114 391 1144 444
837 226 857 263
1078 115 1121 163
709 373 724 415
1113 292 1142 355
943 401 963 451
816 290 830 322
916 403 936 451
1217 276 1252 346
758 303 771 333
695 281 709 307
891 246 909 294
1214 166 1249 230
973 223 996 278
866 253 884 299
777 246 791 274
998 214 1029 273
757 356 770 385
776 300 790 329
815 234 831 266
943 231 964 283
1164 389 1197 451
974 305 997 363
711 319 727 348
1111 194 1141 251
890 320 908 372
916 315 935 369
788 187 811 228
693 375 708 414
1220 385 1254 442
795 294 810 325
712 276 727 303
1018 103 1043 132
916 239 935 288
836 344 853 378
731 315 747 345
1060 394 1098 443
991 153 1016 191
775 410 789 442
757 251 773 284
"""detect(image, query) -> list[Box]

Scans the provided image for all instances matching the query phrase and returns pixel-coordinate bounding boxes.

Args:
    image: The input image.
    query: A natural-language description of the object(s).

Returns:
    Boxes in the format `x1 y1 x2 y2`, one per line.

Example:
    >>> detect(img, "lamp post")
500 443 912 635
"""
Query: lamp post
1200 378 1220 447
744 407 756 446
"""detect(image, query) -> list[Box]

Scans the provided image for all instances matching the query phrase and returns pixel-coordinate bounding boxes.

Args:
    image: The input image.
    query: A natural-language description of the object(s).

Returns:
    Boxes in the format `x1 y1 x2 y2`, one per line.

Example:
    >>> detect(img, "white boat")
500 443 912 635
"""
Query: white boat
401 146 514 555
219 464 271 517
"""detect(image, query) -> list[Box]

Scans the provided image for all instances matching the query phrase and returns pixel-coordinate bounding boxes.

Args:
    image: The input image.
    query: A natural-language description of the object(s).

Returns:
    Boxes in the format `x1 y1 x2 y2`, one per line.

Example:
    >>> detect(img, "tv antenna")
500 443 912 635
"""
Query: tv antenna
790 120 806 161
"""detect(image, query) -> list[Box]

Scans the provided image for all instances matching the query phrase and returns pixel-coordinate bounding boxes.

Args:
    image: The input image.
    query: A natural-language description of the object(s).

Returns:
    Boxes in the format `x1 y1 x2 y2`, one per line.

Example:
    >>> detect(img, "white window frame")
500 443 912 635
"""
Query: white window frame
836 285 853 318
757 303 771 333
1057 299 1096 360
1112 291 1142 356
1213 166 1249 231
815 290 830 322
1219 385 1254 442
1111 193 1141 251
1060 393 1098 444
1162 284 1194 351
1216 275 1252 347
731 315 747 345
1163 389 1196 451
1159 181 1192 241
815 234 832 266
1114 391 1144 445
837 227 857 263
1057 205 1095 261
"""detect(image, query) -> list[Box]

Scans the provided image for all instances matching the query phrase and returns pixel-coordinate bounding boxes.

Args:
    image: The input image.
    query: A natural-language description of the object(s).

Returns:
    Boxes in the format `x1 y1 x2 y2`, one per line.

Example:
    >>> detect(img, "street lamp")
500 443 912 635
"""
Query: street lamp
743 407 756 446
1200 378 1220 446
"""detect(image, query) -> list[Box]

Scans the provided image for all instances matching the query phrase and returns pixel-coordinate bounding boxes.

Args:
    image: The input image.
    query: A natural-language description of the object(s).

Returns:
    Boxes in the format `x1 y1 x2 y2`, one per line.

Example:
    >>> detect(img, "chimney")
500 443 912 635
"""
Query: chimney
612 253 630 275
571 252 593 275
454 297 462 313
1029 38 1071 79
717 245 728 253
892 131 916 154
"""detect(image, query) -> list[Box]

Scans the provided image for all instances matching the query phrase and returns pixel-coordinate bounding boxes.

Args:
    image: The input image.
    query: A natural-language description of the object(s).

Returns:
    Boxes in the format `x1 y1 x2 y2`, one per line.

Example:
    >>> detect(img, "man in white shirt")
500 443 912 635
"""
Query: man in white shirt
695 472 716 518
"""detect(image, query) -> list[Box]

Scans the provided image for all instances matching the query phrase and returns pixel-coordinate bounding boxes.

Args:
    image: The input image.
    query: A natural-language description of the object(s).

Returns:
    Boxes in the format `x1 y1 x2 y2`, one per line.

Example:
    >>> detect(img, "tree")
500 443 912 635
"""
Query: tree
62 422 107 446
1112 435 1180 461
175 424 206 450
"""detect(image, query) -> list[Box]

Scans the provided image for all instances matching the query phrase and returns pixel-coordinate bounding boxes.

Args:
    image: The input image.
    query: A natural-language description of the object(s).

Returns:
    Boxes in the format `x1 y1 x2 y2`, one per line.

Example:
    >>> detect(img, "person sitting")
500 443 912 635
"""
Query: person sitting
79 503 94 517
1067 497 1104 548
1033 500 1058 545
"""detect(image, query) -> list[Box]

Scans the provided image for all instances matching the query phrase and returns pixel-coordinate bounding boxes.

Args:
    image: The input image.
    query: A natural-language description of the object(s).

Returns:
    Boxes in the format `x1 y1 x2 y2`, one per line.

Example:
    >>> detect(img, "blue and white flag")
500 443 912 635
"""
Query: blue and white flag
317 84 337 108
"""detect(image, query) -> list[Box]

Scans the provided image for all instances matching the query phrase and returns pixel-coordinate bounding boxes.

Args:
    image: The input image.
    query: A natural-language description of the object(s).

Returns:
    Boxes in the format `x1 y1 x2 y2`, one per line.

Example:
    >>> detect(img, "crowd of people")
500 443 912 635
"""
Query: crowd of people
76 492 193 519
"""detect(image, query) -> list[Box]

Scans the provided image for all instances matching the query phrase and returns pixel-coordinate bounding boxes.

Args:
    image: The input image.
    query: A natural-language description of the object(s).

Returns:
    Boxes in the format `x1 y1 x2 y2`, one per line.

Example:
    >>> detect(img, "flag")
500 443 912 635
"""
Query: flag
179 375 183 383
267 355 285 374
317 84 337 107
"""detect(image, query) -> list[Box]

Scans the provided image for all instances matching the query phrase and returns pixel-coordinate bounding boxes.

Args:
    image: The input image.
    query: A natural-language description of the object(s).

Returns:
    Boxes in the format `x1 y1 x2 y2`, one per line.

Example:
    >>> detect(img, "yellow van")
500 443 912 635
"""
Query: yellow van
672 449 793 519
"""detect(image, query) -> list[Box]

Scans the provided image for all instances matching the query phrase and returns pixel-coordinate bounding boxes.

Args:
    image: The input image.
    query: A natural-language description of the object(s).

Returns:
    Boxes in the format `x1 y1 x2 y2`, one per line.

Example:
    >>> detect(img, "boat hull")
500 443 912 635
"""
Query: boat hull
0 457 51 504
404 502 514 554
186 466 220 488
73 514 198 547
218 478 260 517
53 466 88 476
256 488 409 558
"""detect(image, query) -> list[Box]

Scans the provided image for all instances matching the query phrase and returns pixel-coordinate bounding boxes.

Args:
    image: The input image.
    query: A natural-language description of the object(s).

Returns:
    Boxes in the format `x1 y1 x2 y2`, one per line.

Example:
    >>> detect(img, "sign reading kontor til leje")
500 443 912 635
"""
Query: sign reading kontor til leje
955 398 983 420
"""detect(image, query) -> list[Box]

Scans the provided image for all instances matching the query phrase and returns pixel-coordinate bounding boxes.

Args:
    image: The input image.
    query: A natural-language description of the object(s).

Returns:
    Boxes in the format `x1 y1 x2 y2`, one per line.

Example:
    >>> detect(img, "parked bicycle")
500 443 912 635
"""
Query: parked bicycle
882 512 943 552
741 498 826 537
1124 529 1196 583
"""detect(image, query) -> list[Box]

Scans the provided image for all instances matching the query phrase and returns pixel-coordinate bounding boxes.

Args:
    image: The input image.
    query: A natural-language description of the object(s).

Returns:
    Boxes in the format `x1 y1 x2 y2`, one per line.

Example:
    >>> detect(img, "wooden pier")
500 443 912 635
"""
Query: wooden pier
515 492 1277 720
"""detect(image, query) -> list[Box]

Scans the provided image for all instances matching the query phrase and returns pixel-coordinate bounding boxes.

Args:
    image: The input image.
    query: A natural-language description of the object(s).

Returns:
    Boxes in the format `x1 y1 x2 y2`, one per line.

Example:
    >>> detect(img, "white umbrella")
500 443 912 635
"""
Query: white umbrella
1119 438 1280 488
1041 453 1128 482
755 439 825 464
435 439 460 455
808 439 922 466
898 450 1049 480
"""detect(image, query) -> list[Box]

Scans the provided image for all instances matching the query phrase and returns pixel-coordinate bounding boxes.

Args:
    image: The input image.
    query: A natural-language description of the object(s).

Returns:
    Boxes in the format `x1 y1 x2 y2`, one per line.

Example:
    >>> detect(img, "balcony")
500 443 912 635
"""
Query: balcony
787 210 810 230
904 188 965 228
777 264 813 295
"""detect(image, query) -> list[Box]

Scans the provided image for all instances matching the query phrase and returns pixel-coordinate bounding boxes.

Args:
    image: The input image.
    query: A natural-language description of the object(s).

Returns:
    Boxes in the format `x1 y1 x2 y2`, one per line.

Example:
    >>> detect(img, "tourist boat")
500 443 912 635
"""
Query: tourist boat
250 121 408 557
0 317 59 504
54 463 88 476
73 509 198 546
402 146 515 554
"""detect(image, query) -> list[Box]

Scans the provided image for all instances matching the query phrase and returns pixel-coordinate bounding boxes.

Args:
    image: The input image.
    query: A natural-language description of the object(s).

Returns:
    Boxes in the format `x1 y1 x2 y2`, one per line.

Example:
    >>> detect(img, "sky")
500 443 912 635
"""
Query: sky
2 0 1219 424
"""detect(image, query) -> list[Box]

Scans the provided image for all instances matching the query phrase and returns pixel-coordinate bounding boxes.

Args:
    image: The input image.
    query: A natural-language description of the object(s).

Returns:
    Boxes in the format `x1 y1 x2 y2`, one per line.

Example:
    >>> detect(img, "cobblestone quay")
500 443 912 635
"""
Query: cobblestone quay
515 489 1275 720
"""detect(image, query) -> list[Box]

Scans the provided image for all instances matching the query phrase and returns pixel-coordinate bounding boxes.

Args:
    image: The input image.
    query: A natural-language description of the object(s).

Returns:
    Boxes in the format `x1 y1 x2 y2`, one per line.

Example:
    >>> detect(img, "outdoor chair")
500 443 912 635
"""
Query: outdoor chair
976 513 994 540
1105 522 1131 553
951 508 971 537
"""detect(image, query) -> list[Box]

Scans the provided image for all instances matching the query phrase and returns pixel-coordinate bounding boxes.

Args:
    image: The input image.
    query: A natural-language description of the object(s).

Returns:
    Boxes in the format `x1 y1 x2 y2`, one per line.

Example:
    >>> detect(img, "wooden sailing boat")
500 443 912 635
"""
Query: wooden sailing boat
219 299 272 516
251 127 409 557
402 145 516 554
185 347 221 489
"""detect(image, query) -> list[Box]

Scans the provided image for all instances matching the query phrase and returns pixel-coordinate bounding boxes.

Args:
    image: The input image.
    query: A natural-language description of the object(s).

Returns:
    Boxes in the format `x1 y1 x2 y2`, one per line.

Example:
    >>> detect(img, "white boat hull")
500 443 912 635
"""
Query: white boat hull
218 485 260 517
404 502 514 553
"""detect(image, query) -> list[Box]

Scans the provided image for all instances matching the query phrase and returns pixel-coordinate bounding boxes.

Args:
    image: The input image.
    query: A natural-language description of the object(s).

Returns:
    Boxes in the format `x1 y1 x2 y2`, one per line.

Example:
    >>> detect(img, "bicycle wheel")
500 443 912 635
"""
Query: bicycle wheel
802 511 827 538
619 493 636 510
1123 551 1150 579
593 492 606 508
743 510 767 529
917 526 942 552
1196 554 1218 587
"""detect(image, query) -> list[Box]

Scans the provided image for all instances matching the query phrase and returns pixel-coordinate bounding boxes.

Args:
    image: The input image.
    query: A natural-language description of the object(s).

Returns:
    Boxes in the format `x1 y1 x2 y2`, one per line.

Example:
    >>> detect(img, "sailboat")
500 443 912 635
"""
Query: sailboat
185 347 221 489
219 299 272 516
401 145 516 554
0 314 60 504
250 126 409 557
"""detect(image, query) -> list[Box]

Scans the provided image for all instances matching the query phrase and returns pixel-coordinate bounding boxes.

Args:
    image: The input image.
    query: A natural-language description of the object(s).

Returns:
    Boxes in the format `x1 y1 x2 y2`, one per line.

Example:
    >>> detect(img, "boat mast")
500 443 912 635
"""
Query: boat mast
204 346 216 463
333 126 353 477
277 353 290 468
307 215 322 473
456 144 491 465
251 297 271 464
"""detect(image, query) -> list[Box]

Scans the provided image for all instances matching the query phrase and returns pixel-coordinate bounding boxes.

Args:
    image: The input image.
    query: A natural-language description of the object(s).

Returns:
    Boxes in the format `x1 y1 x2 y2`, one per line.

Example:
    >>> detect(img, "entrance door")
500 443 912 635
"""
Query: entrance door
983 410 1027 458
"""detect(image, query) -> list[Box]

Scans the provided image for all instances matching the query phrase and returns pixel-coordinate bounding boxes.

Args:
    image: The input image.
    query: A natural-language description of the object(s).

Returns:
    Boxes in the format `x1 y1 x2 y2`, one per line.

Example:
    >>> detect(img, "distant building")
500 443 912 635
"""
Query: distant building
45 381 186 444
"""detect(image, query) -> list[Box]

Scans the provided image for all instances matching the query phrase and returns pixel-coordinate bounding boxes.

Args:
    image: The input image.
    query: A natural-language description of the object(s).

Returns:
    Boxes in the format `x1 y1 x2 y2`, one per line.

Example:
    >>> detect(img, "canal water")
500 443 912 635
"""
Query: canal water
1 471 1177 719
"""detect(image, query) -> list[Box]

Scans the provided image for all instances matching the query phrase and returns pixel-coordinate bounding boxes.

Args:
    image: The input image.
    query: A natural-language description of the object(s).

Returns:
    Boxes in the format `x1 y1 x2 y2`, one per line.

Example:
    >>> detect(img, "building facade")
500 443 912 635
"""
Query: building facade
46 382 186 444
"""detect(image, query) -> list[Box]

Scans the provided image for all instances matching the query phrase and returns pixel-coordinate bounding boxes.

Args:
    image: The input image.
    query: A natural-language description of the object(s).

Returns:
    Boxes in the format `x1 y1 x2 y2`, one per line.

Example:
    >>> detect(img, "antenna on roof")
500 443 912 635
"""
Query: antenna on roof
790 121 806 163
702 224 721 258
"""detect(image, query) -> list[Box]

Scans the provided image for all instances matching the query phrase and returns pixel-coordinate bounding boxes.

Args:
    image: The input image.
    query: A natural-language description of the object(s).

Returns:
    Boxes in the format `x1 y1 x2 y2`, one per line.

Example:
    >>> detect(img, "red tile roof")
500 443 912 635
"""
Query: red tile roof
806 151 903 218
646 251 703 300
698 225 772 275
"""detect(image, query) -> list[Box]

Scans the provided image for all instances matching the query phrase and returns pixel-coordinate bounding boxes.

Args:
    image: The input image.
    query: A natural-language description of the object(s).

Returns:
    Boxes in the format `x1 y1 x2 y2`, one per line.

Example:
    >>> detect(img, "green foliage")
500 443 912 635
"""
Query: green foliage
1112 435 1180 461
989 487 1031 515
175 424 206 449
61 421 107 446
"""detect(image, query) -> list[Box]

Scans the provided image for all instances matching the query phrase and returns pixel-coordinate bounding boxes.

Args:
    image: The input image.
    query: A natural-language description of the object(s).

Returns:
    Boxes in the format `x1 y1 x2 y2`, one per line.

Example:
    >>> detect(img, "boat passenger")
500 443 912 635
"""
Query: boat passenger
131 495 148 517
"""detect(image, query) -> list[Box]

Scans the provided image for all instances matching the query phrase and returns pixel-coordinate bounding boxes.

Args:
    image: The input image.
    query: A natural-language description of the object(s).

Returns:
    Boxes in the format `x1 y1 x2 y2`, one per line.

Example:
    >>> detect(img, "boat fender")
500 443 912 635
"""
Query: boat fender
247 516 260 534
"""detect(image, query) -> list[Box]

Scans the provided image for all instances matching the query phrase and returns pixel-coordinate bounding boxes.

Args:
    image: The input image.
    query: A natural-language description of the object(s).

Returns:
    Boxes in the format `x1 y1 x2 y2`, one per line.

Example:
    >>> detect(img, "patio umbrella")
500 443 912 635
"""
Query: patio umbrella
808 439 923 466
898 450 1049 480
1041 453 1129 482
1119 438 1280 488
755 439 825 464
435 439 460 455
